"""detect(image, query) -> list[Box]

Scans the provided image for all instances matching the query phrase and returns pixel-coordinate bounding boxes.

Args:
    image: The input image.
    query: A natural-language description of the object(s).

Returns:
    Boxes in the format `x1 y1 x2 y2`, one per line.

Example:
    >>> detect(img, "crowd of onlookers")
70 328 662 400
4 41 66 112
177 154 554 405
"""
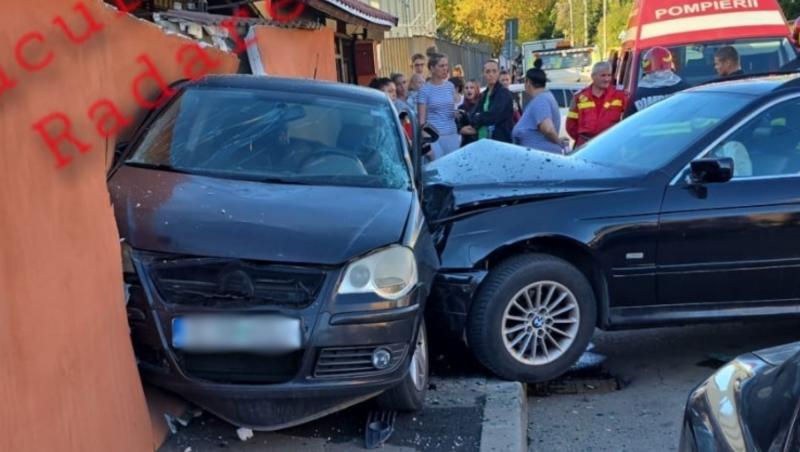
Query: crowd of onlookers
369 49 569 161
368 44 750 161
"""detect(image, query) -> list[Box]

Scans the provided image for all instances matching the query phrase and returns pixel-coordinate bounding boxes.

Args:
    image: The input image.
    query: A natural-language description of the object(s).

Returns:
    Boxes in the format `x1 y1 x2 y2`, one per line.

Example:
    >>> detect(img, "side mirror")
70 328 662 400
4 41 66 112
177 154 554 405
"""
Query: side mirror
422 123 440 144
419 123 440 158
689 157 734 184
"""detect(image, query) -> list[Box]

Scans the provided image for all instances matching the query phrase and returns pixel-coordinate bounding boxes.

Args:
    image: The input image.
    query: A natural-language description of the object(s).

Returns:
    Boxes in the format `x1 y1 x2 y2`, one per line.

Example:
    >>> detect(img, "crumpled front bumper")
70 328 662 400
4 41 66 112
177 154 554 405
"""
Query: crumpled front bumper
126 252 425 430
426 270 488 338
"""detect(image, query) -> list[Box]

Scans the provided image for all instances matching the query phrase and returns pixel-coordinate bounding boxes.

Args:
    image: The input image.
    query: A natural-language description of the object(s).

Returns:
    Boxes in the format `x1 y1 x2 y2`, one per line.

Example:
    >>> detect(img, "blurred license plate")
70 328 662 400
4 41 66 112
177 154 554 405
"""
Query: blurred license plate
172 315 301 353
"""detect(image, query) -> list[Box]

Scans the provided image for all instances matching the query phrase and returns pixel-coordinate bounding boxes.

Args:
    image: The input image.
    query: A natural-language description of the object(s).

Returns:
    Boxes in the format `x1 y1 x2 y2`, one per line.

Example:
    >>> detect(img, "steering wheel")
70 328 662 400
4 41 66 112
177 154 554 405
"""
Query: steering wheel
298 149 368 176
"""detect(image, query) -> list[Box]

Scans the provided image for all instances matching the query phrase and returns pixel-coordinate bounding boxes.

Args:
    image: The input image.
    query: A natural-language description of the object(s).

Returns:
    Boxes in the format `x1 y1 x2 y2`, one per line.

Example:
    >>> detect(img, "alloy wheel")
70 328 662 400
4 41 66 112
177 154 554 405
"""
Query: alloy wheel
501 280 580 365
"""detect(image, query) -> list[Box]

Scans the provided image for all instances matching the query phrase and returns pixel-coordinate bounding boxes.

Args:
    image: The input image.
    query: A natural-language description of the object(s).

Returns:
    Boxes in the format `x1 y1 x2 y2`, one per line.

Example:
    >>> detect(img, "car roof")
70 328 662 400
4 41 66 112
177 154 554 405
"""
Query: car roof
185 74 390 104
688 72 800 96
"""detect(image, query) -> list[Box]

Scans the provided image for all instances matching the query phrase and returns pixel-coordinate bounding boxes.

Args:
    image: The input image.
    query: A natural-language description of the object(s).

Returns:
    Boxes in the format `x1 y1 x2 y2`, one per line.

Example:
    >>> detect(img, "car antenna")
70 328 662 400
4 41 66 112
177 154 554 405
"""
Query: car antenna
313 53 319 80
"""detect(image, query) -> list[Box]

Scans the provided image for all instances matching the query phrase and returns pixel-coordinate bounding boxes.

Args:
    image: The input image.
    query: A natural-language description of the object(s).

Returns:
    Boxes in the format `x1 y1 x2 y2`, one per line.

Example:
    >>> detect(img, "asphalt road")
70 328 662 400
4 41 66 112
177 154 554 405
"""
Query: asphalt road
160 342 490 452
527 319 800 452
159 318 800 452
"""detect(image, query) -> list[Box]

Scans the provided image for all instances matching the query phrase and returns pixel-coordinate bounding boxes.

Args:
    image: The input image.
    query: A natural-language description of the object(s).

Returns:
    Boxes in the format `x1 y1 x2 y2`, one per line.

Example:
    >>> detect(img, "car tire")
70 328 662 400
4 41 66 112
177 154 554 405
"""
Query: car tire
467 253 596 382
377 321 429 411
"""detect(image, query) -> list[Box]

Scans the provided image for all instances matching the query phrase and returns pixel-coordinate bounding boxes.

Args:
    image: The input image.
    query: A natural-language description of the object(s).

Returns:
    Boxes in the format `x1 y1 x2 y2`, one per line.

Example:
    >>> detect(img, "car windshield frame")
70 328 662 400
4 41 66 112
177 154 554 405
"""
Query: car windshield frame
124 86 412 191
570 90 755 173
647 37 799 87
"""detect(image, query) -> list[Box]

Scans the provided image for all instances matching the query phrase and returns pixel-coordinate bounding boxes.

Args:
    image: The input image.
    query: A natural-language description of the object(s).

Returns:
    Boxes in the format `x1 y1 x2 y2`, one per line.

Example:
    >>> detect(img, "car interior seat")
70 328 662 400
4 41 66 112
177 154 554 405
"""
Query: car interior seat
337 123 370 151
299 153 367 176
716 141 752 177
773 112 800 174
745 106 800 176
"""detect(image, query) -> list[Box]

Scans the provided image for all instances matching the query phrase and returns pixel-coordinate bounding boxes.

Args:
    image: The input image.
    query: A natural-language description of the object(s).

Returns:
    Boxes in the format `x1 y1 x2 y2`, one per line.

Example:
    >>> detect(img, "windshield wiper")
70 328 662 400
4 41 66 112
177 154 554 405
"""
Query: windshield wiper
124 161 195 175
257 176 314 185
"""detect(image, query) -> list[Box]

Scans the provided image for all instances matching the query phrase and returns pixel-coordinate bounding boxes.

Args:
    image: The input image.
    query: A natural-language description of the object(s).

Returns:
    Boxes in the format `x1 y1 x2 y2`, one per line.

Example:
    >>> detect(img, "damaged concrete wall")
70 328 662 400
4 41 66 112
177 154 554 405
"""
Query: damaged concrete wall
253 25 337 81
0 1 238 451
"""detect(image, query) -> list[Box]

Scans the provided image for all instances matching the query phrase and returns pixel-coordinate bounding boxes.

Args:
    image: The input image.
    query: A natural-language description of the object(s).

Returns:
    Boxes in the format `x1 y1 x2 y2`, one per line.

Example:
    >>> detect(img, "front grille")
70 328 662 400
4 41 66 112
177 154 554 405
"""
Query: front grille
145 255 326 308
314 344 407 378
181 351 302 384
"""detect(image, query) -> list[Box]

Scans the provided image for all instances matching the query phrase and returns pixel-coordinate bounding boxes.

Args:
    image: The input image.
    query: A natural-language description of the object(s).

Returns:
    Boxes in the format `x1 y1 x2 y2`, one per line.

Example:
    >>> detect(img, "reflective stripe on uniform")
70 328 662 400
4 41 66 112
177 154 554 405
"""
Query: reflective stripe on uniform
577 101 595 109
610 99 623 107
567 111 579 119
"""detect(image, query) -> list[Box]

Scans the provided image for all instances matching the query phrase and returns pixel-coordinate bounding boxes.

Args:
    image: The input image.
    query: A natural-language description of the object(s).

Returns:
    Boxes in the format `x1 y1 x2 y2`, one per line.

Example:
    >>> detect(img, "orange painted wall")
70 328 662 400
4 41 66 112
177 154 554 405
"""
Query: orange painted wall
0 1 238 451
253 25 337 81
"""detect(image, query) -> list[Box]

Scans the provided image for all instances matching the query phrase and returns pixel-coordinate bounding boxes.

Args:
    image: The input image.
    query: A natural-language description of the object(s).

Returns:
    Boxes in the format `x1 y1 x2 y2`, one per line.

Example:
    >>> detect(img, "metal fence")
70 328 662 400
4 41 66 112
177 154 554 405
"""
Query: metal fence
377 36 492 81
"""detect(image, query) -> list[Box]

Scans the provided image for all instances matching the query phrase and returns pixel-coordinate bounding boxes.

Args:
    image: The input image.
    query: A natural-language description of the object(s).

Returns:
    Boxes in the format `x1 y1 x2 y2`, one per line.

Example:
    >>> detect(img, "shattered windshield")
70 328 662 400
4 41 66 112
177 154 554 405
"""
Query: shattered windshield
572 91 752 172
126 87 411 190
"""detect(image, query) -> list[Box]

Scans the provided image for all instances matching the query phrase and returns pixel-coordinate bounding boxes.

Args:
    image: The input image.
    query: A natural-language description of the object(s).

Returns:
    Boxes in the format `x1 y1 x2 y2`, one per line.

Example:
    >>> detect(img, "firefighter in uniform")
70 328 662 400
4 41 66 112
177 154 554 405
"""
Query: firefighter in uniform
566 61 627 148
624 46 689 117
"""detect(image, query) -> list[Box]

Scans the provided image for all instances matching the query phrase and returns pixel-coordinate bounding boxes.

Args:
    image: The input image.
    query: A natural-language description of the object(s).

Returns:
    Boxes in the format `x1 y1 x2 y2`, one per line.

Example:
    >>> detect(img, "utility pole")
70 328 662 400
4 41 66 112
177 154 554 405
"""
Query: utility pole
603 0 608 57
568 0 575 46
583 0 588 46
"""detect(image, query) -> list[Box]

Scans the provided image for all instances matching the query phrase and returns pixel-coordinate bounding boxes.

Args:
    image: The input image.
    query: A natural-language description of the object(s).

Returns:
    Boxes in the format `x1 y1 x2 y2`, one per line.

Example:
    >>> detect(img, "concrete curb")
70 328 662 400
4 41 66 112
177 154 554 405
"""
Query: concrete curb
479 380 528 452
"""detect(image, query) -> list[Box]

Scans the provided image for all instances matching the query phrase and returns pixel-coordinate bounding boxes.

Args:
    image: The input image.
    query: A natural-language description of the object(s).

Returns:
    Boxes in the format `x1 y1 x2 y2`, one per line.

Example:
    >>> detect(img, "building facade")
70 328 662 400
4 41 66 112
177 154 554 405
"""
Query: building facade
363 0 492 80
110 0 398 85
364 0 437 38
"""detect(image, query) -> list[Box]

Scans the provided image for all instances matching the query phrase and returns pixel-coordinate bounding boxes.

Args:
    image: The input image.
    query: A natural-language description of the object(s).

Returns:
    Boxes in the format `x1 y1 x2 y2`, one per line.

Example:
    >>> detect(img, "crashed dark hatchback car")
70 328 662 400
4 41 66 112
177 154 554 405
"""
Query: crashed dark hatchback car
424 74 800 383
109 75 438 430
680 341 800 452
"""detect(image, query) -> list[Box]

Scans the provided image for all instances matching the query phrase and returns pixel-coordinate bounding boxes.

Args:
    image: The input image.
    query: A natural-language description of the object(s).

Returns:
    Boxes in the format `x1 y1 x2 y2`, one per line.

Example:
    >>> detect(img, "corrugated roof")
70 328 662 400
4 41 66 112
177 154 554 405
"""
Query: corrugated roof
309 0 398 28
157 9 320 30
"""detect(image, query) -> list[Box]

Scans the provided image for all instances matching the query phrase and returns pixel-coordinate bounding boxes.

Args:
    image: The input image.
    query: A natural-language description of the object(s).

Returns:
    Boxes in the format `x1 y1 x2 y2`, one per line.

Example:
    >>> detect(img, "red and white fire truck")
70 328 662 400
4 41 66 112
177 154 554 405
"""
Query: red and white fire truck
615 0 799 95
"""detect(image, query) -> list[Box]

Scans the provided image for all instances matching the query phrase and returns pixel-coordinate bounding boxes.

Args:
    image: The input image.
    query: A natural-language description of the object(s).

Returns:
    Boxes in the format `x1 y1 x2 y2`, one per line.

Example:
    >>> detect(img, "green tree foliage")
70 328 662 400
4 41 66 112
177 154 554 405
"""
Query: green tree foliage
781 0 800 20
436 0 796 57
596 0 635 53
554 0 633 53
435 0 559 53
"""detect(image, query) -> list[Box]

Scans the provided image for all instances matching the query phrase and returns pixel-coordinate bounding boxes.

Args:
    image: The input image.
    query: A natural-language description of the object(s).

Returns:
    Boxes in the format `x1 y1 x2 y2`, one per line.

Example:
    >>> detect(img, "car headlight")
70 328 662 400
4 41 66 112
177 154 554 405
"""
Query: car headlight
338 246 417 300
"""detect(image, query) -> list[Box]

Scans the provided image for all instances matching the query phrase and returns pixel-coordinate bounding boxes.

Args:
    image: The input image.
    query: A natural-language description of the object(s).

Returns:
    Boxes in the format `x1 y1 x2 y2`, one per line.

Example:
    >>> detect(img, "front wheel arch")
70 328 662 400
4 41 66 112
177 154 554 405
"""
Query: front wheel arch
466 253 598 382
474 235 609 328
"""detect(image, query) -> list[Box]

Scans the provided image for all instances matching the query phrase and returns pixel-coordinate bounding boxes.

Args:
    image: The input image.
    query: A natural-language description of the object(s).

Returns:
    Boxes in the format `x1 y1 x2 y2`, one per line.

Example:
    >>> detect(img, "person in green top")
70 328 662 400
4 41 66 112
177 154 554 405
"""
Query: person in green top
462 60 514 143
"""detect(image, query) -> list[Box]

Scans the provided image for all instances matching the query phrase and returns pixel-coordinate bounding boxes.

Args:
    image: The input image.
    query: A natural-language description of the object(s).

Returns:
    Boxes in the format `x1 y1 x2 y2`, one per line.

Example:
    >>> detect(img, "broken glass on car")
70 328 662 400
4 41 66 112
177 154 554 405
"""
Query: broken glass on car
126 87 411 190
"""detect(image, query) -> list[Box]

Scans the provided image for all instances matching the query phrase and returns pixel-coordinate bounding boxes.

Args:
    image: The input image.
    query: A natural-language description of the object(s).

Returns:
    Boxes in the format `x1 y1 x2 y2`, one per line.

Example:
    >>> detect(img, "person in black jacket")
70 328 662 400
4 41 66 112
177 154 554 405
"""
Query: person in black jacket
624 46 690 117
462 60 514 143
456 79 481 147
714 46 744 78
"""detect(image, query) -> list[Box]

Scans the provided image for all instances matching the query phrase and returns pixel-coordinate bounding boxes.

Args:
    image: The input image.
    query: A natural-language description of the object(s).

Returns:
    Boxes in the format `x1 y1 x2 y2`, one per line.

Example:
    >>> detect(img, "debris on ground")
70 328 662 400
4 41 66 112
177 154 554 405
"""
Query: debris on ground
365 410 397 449
236 427 254 441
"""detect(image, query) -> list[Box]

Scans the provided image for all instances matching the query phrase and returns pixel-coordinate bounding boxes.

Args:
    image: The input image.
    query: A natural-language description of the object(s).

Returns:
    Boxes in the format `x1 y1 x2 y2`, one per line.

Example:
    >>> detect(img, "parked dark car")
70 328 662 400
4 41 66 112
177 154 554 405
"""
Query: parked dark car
424 74 800 382
109 75 438 430
680 341 800 451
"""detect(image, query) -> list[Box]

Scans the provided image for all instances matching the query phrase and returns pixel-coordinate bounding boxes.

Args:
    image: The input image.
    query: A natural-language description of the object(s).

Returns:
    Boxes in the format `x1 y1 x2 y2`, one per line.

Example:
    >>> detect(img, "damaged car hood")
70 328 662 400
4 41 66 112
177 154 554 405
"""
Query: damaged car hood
422 141 636 220
110 167 411 265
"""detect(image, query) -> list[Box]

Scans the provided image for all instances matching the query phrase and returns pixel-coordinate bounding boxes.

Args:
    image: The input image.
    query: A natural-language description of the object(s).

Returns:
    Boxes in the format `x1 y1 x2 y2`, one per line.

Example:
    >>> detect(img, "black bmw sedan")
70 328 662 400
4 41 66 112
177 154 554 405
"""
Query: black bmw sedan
425 74 800 383
109 76 438 430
